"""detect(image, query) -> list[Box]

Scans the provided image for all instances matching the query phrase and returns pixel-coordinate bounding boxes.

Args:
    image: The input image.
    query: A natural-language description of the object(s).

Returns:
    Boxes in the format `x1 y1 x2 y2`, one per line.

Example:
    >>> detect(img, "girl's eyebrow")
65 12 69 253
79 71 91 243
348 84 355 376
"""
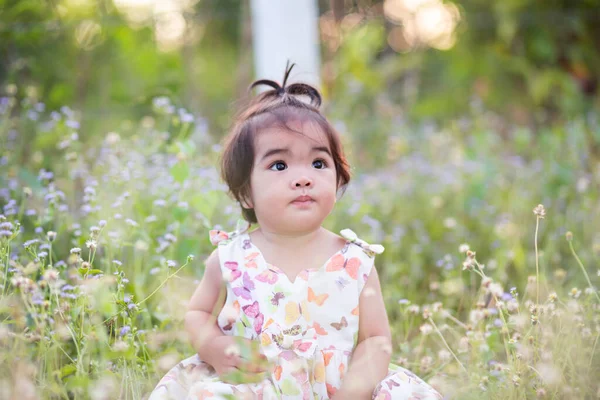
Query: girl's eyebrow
259 146 331 161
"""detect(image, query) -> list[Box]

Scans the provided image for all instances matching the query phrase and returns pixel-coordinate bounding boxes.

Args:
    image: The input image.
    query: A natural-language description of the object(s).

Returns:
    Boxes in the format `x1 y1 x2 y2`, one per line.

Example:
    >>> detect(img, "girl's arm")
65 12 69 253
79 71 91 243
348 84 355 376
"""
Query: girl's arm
184 249 227 358
334 267 392 400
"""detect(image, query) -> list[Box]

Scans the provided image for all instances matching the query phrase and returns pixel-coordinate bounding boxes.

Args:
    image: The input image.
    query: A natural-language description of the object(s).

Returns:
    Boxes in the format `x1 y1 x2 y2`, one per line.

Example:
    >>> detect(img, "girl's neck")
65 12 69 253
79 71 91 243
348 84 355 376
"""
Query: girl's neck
252 225 326 253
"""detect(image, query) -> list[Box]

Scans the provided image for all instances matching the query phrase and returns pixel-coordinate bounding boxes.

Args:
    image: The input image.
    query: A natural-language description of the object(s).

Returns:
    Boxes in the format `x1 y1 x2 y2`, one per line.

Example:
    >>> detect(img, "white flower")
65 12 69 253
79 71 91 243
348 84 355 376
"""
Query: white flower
459 243 470 253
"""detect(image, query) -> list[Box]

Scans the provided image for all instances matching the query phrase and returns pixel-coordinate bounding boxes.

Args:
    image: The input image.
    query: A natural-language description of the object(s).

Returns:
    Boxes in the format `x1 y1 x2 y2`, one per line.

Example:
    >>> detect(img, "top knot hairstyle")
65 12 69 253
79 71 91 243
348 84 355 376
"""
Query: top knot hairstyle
221 62 351 224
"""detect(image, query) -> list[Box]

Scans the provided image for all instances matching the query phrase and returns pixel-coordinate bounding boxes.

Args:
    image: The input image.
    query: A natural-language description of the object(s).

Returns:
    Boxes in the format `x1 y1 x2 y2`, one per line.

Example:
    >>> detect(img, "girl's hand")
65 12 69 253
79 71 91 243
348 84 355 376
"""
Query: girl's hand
205 335 271 384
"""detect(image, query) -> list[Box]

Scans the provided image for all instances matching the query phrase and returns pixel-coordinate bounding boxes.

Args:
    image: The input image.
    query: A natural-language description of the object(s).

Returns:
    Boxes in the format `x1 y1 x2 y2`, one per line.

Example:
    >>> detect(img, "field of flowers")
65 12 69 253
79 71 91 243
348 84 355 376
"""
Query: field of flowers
1 92 599 399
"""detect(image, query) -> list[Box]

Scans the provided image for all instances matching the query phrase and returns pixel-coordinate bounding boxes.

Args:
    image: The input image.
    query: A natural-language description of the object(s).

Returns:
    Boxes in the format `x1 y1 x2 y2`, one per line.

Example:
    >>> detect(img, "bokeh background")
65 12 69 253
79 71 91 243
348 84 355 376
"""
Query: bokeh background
1 0 599 398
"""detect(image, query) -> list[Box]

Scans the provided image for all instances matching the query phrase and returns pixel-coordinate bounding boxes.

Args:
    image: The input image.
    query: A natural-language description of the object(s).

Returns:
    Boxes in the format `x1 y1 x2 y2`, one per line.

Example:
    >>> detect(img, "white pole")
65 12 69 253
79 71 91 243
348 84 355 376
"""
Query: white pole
250 0 321 88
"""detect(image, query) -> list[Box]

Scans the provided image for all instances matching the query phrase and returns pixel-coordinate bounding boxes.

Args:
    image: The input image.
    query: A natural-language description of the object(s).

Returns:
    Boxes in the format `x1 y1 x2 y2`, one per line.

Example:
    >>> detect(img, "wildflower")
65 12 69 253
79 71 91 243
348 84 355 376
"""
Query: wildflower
565 231 573 241
23 239 40 248
438 349 451 362
125 218 138 227
47 231 56 241
512 374 521 386
166 260 177 268
119 326 131 336
42 269 60 281
407 305 420 314
533 204 546 218
536 388 547 398
164 233 177 242
0 229 11 237
70 247 81 255
481 277 492 288
462 258 475 271
90 226 100 234
459 243 470 253
113 340 129 352
506 300 519 313
149 267 160 275
0 221 13 230
86 239 97 250
569 288 581 299
398 299 411 305
419 323 433 335
81 262 90 269
187 254 195 262
536 363 561 386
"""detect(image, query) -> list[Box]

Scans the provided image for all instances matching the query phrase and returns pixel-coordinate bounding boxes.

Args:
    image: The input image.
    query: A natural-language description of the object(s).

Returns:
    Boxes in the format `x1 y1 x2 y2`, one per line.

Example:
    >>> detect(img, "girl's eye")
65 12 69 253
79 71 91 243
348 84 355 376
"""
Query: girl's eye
312 159 327 169
269 161 287 171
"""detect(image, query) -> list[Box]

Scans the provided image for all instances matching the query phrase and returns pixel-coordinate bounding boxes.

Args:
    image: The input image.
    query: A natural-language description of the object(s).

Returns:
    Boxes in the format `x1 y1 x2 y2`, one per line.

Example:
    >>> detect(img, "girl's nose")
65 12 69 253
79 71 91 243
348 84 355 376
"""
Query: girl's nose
292 176 312 188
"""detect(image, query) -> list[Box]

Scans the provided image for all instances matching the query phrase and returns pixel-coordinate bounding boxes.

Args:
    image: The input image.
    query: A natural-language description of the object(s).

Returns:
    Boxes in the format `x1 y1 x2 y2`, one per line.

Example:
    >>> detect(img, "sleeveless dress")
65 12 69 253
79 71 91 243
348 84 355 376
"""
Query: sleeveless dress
149 223 442 400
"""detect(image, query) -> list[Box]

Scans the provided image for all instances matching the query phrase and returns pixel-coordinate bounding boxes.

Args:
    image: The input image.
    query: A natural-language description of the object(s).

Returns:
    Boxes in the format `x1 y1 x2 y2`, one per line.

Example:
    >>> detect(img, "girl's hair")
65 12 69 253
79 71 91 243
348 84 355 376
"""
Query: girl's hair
221 62 351 223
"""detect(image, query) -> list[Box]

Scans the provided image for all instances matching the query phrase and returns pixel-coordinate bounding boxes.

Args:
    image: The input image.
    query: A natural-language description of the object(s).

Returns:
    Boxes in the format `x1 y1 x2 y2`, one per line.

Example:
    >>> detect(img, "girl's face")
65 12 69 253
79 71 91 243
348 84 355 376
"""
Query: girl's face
246 120 338 234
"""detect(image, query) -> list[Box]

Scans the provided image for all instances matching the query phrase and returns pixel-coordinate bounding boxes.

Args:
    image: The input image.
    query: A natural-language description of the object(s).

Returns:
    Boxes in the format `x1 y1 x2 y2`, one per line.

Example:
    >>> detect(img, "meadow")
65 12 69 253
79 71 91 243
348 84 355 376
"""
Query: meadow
1 92 599 399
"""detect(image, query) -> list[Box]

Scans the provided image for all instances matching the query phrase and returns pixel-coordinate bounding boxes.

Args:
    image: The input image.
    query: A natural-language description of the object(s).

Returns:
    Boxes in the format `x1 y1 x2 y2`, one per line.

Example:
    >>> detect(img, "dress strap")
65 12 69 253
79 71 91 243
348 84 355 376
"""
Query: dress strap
209 219 251 246
340 229 385 258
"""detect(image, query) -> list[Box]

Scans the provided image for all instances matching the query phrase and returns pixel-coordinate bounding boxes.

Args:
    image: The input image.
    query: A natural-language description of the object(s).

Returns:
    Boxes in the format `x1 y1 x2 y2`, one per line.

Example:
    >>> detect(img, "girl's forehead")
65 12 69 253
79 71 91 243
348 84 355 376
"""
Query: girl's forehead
255 121 330 149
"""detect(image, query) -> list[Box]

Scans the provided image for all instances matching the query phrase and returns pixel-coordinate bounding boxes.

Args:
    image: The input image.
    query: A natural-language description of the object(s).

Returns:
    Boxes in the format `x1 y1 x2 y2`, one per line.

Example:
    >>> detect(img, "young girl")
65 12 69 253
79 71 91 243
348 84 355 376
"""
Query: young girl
149 65 442 400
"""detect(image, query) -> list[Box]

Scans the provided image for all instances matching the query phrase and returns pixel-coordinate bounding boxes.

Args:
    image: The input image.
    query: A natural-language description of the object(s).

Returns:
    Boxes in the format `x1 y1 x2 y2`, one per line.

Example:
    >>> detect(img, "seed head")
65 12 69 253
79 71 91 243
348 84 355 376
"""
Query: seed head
70 247 81 255
565 231 573 241
533 204 546 218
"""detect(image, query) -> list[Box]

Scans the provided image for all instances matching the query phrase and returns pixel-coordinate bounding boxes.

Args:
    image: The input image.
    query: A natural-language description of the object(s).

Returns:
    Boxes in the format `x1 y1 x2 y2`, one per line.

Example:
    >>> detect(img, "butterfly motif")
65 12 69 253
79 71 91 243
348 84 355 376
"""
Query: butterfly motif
209 230 229 245
224 261 241 282
351 306 359 316
232 272 255 300
313 322 327 336
242 239 251 250
313 361 326 383
274 365 282 381
330 316 348 331
335 276 350 290
256 268 279 284
339 362 345 379
307 287 328 306
326 383 338 398
244 252 260 269
271 292 285 306
326 254 362 280
242 301 264 334
242 301 260 318
282 324 302 336
386 380 401 390
323 351 334 366
285 301 300 325
222 321 233 331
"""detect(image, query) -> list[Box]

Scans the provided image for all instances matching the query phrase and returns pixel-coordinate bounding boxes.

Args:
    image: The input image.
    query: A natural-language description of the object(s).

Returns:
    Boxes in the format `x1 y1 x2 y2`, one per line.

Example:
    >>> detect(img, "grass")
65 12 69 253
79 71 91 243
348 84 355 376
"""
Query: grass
0 94 598 399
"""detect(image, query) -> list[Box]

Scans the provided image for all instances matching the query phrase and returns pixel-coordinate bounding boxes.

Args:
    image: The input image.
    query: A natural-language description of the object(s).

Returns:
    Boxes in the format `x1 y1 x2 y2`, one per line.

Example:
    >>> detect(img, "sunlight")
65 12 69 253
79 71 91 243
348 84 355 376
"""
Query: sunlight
383 0 460 50
113 0 198 51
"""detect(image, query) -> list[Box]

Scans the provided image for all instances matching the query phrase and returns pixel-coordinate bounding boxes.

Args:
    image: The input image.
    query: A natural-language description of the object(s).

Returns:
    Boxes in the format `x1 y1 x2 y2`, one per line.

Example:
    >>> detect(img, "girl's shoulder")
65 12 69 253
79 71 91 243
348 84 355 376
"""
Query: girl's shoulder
208 219 251 247
339 228 385 258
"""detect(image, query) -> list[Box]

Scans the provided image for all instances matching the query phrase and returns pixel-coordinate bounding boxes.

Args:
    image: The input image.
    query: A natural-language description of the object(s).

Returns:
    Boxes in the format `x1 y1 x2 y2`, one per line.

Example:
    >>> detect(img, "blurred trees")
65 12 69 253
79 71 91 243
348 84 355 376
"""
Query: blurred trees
1 0 599 140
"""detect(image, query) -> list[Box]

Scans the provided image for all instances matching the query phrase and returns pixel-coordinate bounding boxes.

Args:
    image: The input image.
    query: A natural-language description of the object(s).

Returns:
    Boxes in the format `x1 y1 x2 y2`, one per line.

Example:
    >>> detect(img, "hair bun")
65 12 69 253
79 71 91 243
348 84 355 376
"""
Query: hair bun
249 61 322 107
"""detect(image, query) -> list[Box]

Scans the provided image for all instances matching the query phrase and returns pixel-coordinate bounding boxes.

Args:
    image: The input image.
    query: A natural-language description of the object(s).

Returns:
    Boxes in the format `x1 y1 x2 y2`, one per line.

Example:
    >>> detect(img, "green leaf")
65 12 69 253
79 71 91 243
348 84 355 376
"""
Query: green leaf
170 160 189 183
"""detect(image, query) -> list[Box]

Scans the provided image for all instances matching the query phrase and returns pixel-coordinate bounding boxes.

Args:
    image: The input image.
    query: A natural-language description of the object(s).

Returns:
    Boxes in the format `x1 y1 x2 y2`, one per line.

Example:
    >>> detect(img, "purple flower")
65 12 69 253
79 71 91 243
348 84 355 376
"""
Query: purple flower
119 326 131 336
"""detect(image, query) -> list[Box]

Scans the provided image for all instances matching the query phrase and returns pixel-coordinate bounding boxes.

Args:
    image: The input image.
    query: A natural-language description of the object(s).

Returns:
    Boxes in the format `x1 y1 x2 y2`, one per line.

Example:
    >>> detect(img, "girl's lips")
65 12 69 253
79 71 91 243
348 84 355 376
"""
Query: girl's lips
291 196 315 207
